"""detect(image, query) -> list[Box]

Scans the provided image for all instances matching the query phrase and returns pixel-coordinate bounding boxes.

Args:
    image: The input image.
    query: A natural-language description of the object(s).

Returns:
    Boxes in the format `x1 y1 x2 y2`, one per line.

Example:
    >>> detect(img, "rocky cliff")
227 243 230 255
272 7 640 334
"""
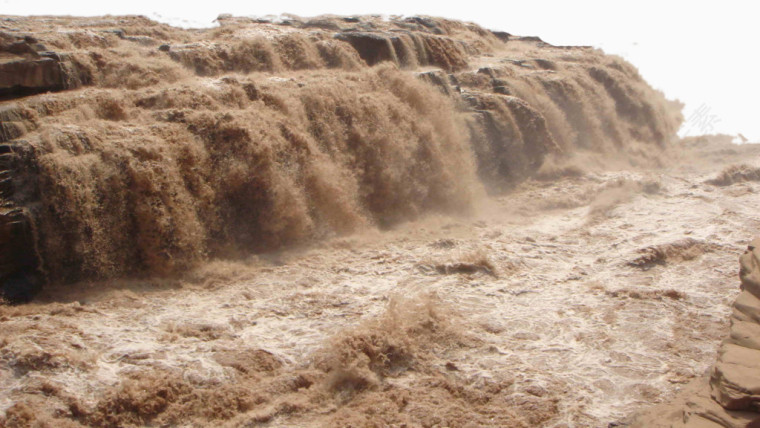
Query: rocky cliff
0 14 682 301
632 238 760 427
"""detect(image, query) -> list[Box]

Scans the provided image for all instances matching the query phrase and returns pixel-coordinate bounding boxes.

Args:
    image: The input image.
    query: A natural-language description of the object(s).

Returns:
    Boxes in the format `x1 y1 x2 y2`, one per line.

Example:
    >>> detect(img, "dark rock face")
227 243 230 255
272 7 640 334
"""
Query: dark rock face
0 202 40 304
416 70 459 97
335 32 398 66
0 271 41 304
333 25 470 71
0 111 41 302
415 68 558 192
0 57 66 98
466 94 557 191
0 104 35 142
0 35 88 100
403 16 443 33
491 31 511 43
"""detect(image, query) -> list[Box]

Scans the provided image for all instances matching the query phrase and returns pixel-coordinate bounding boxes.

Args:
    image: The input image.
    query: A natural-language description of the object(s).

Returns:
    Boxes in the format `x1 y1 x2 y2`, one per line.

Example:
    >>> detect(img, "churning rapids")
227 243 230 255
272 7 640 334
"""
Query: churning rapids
0 13 758 428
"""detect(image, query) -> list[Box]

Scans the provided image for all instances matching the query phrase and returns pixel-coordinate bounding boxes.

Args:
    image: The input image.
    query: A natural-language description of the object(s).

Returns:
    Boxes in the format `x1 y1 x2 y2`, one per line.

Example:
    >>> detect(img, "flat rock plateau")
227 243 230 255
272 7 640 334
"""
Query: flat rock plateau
0 13 759 427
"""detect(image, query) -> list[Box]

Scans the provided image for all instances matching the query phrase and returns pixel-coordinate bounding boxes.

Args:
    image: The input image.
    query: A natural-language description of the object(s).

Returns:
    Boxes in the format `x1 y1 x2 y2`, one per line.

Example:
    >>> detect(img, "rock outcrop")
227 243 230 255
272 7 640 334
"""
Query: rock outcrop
0 32 90 99
0 14 682 301
632 238 760 427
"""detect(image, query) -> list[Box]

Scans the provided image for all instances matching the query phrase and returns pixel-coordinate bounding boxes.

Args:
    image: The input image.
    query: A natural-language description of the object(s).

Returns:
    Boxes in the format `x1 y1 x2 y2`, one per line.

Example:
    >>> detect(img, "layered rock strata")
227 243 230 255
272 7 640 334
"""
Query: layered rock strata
632 238 760 427
0 14 682 299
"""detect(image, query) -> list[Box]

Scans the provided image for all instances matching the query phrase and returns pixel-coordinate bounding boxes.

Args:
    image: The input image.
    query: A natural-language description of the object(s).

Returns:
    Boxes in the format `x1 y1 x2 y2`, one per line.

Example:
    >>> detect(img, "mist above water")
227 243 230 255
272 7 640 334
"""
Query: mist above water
1 11 759 428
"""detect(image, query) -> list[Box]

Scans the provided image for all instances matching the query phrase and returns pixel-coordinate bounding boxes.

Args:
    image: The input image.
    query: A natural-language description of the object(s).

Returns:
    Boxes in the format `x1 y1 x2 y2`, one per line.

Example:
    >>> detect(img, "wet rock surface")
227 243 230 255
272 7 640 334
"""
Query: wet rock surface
1 13 747 427
0 33 89 99
632 239 760 427
0 14 682 297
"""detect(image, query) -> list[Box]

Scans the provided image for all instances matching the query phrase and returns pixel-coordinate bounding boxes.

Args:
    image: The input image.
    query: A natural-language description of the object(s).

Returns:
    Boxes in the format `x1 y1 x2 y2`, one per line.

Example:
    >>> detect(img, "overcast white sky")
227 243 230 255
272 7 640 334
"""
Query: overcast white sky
3 1 758 141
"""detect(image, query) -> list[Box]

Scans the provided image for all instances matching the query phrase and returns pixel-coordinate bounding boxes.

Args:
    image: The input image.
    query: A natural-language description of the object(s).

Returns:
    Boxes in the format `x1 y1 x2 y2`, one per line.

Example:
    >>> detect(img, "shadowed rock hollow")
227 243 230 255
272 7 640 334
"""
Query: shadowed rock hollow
0 14 682 300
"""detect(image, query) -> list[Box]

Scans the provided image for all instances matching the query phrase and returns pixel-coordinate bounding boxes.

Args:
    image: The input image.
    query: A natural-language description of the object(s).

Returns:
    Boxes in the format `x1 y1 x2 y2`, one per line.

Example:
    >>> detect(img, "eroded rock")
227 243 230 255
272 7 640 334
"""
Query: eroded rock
632 239 760 426
335 32 398 66
0 35 88 99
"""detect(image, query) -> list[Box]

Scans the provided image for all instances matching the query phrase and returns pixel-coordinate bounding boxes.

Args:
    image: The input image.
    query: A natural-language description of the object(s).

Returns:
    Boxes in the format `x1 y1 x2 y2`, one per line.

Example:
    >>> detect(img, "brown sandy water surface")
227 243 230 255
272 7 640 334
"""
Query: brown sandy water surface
2 142 759 427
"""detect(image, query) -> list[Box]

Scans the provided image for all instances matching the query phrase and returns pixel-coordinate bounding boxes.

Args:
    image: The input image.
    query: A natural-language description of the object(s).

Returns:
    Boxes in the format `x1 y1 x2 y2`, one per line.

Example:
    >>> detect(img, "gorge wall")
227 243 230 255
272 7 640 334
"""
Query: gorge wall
632 239 760 427
0 14 683 300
